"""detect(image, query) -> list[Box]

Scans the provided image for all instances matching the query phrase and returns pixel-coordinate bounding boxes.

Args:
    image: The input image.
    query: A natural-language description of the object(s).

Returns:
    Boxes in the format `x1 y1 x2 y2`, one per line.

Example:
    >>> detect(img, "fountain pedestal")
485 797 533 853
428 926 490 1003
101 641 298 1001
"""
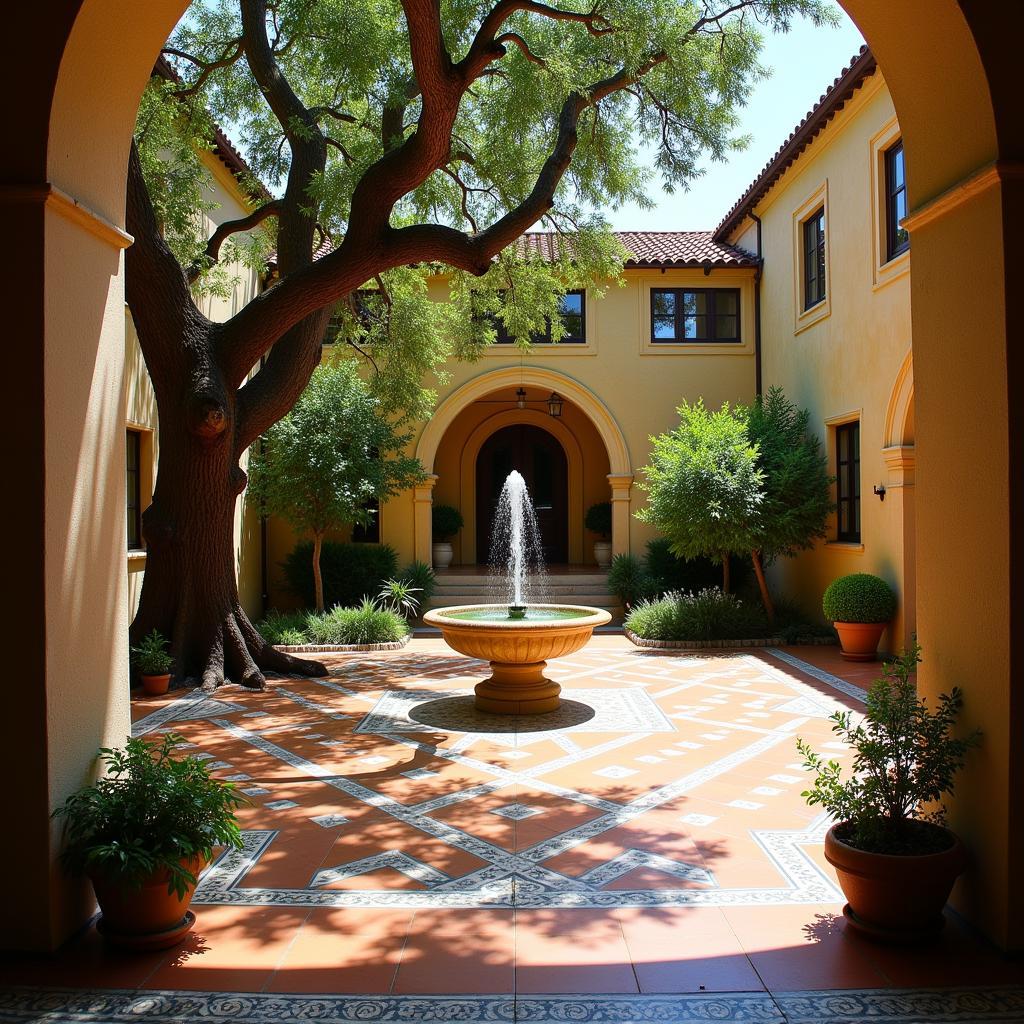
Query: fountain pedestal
475 661 560 715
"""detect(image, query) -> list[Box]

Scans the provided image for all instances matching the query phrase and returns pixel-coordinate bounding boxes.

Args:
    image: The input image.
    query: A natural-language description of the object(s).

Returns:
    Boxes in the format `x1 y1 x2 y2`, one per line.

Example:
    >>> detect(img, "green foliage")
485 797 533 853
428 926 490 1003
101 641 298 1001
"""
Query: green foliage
303 600 409 645
797 643 981 854
377 578 422 619
401 561 437 604
283 541 399 609
823 573 898 623
52 734 245 899
638 399 763 564
255 609 310 646
248 361 425 543
585 502 613 539
432 505 465 541
642 537 748 596
607 554 650 609
771 596 837 644
742 387 833 563
626 588 770 641
130 629 174 676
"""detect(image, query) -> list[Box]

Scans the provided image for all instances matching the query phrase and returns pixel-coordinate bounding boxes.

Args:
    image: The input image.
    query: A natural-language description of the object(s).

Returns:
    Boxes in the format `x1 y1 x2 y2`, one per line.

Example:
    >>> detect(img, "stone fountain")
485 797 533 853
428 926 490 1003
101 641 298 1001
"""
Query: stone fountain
424 471 611 714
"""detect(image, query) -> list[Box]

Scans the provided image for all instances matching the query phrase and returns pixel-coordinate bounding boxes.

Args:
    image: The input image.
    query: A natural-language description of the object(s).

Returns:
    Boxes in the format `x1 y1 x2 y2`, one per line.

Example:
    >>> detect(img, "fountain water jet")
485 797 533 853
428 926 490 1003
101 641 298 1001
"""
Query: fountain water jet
424 470 611 714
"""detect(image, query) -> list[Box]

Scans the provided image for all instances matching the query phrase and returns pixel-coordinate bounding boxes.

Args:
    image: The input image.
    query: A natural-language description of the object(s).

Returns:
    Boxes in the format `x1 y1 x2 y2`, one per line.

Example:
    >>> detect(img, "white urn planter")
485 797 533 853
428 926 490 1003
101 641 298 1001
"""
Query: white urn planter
432 541 454 569
593 541 612 568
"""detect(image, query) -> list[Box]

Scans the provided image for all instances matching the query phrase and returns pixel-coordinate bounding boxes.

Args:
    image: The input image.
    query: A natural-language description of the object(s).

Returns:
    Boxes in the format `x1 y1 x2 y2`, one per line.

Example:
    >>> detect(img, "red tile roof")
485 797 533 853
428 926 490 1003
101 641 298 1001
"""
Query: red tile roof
517 230 756 267
713 46 877 242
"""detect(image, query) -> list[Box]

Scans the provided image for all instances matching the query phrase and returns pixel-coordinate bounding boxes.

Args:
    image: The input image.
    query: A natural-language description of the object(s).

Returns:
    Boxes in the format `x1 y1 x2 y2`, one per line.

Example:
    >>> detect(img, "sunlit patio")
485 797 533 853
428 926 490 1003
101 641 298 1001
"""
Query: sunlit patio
2 638 1021 1022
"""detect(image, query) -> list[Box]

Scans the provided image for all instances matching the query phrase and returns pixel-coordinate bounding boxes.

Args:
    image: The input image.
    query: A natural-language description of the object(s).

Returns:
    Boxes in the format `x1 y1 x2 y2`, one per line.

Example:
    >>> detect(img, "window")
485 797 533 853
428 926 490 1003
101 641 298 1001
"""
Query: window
803 207 826 309
650 288 740 343
835 421 861 543
323 290 381 344
126 429 142 550
491 290 586 344
885 140 909 260
351 498 380 543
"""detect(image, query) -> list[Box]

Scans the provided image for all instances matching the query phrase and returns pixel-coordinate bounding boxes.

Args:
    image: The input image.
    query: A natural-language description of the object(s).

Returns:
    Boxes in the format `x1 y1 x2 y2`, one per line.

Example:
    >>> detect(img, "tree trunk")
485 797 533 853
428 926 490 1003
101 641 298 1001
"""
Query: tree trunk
722 552 731 594
312 531 325 612
751 549 775 623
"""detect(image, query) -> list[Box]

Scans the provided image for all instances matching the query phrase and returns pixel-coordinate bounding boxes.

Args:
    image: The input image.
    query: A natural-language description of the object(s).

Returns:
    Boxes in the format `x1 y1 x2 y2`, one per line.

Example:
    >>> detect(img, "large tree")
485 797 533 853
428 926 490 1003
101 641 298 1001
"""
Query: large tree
128 0 831 691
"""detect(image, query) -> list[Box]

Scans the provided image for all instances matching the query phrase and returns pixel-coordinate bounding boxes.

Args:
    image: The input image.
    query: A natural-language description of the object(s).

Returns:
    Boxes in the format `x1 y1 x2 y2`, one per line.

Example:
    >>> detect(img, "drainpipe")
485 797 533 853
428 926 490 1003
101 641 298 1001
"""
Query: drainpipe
750 212 764 398
258 351 269 617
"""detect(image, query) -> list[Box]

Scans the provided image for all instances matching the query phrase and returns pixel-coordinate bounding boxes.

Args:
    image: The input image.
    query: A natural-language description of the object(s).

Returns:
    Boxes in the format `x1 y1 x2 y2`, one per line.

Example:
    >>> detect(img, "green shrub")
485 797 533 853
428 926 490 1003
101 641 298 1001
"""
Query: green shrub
401 560 436 604
283 541 398 609
822 573 897 623
377 578 422 618
607 553 650 609
585 501 612 539
432 505 464 541
642 537 749 596
255 609 310 646
773 596 837 644
304 600 409 645
52 733 245 898
626 587 770 641
130 629 174 676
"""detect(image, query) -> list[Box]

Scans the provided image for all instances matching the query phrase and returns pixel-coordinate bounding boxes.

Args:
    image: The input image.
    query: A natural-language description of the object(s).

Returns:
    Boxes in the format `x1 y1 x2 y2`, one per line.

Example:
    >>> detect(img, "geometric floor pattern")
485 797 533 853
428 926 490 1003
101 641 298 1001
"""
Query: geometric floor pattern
2 639 1022 1023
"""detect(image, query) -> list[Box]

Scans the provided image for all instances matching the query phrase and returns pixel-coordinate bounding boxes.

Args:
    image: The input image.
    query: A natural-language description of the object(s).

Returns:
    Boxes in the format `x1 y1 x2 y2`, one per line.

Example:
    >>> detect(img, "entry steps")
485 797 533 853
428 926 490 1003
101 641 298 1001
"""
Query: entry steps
425 569 623 620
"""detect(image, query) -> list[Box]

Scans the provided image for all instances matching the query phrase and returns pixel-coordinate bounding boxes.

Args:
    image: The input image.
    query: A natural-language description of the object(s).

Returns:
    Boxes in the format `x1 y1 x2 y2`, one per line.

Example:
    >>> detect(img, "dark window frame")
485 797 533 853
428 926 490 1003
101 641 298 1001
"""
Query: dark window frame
803 207 827 310
323 289 381 345
884 140 910 261
126 428 143 550
351 498 380 544
835 421 861 543
491 289 587 344
649 287 742 344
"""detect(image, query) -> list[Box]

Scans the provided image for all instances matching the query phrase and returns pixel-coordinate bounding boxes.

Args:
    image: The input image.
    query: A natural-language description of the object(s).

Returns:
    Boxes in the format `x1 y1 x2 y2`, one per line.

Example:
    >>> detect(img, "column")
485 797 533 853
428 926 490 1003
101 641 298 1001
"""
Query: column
414 474 439 565
607 473 634 558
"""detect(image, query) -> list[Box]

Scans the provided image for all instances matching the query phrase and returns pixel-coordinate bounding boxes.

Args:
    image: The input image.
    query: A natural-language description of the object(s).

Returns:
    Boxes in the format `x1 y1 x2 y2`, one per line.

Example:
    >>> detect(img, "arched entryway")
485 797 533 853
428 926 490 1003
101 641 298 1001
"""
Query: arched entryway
476 423 569 564
7 0 1024 954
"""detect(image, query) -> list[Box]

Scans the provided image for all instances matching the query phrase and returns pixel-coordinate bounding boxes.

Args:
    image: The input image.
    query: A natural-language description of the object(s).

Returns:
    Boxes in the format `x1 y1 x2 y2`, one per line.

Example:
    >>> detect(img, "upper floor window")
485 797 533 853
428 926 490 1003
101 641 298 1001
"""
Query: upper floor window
803 207 826 309
126 429 142 550
650 288 740 343
351 497 380 544
492 290 586 344
835 420 861 543
324 289 381 344
885 140 909 260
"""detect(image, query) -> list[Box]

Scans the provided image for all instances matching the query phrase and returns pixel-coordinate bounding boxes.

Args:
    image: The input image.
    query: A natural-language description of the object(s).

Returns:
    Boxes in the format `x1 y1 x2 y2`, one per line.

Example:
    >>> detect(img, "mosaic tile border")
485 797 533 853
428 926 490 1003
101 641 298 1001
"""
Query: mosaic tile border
274 636 410 653
2 986 1024 1023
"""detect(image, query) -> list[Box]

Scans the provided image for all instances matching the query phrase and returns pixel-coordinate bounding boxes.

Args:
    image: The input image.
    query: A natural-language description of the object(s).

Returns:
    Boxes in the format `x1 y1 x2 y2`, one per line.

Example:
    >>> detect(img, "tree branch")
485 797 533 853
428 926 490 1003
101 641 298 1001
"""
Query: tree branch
494 32 547 65
162 41 244 98
188 200 282 284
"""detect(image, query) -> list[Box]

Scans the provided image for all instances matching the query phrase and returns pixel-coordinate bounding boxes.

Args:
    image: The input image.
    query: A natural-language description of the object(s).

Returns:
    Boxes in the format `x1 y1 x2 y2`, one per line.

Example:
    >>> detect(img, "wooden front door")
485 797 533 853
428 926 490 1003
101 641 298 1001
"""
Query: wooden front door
476 424 568 564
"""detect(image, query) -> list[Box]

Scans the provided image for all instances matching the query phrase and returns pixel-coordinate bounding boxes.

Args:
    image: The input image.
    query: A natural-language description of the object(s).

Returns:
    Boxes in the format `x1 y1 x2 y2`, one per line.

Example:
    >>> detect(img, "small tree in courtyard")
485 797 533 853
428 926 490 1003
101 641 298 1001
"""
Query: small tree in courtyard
638 400 762 592
743 387 833 621
247 360 425 612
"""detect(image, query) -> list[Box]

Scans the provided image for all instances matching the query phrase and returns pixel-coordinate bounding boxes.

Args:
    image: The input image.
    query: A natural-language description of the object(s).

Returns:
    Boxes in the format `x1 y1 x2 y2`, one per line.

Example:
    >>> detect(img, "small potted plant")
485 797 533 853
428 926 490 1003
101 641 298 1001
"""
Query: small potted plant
431 504 463 569
53 733 245 949
585 501 613 567
797 642 980 943
822 573 897 661
130 628 174 694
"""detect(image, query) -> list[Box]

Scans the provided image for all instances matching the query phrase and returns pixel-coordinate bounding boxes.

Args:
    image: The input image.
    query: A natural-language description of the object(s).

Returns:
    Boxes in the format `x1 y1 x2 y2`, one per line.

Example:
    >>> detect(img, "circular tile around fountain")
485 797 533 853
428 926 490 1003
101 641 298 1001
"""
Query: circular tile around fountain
407 695 596 733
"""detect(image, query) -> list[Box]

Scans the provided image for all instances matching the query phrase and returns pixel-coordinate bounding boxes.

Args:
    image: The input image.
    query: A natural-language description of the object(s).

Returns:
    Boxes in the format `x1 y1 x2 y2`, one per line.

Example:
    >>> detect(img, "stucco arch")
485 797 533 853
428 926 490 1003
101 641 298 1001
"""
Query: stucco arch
5 0 1024 953
883 347 914 450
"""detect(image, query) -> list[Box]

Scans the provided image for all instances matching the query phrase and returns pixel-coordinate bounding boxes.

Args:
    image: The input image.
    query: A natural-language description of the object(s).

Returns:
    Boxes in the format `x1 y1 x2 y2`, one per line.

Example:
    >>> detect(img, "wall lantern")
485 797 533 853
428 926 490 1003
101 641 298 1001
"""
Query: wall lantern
515 387 527 410
873 484 886 502
547 392 564 418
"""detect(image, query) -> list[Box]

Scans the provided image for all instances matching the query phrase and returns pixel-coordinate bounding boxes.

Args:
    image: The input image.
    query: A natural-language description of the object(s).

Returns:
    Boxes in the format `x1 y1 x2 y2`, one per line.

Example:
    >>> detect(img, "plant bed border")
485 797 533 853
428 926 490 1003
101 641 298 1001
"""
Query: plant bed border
623 627 836 650
273 634 411 653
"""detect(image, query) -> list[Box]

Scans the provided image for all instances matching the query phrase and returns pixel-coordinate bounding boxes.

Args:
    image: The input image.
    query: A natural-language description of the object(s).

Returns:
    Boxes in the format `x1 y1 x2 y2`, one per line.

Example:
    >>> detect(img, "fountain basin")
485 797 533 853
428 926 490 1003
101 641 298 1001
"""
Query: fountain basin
423 604 612 715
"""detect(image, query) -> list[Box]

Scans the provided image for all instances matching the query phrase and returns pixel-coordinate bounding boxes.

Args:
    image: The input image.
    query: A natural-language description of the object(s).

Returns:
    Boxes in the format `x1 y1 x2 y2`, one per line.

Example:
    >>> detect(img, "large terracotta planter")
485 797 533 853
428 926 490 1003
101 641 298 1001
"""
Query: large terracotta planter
833 621 886 661
141 673 171 695
432 541 454 569
90 855 205 950
825 824 966 943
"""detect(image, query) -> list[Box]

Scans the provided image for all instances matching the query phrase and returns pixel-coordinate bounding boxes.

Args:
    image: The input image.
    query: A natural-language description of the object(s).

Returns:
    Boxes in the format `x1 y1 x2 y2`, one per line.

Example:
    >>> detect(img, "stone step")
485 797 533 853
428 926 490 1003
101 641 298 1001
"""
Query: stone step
432 583 615 597
425 594 622 612
434 574 611 589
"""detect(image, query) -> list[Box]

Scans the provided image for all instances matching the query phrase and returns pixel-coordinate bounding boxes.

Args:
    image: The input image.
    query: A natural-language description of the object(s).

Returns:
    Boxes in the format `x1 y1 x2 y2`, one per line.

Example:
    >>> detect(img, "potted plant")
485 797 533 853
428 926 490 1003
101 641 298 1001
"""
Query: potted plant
431 504 463 569
53 733 245 950
797 642 980 943
130 628 174 694
822 573 897 661
585 501 613 567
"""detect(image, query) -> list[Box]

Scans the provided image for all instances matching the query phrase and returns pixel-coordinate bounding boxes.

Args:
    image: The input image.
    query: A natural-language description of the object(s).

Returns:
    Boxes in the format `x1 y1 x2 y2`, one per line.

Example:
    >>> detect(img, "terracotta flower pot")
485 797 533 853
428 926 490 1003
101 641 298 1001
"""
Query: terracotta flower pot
824 824 966 943
141 673 171 695
90 855 205 950
833 621 886 661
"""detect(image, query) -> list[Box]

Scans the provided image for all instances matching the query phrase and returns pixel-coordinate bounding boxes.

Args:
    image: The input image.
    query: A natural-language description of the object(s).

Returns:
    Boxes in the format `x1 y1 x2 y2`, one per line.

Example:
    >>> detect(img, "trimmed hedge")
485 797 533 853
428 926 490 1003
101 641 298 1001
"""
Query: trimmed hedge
625 588 770 642
432 505 464 541
283 541 398 610
822 573 897 624
585 501 612 538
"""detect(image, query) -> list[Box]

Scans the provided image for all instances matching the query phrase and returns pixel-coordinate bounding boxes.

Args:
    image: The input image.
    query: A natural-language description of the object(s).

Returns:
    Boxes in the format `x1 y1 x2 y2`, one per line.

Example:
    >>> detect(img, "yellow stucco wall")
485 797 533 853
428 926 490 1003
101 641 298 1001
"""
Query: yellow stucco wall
125 148 264 621
732 69 915 651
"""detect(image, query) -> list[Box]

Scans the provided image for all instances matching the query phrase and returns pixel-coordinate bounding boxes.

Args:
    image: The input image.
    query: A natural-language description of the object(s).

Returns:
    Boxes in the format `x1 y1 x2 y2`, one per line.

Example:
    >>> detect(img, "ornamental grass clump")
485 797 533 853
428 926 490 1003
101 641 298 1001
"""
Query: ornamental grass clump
797 643 980 855
823 573 897 624
626 588 769 641
303 600 409 646
53 733 245 898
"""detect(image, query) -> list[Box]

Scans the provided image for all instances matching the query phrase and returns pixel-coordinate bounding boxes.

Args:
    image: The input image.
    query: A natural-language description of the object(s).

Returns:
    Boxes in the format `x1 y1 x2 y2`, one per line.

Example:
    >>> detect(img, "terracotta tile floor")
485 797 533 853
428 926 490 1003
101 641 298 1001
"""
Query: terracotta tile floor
3 638 1023 1023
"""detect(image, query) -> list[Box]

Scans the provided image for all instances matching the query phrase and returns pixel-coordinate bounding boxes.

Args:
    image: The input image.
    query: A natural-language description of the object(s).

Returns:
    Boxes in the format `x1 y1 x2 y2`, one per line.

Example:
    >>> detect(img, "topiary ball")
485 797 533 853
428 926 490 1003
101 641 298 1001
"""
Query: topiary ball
822 573 898 623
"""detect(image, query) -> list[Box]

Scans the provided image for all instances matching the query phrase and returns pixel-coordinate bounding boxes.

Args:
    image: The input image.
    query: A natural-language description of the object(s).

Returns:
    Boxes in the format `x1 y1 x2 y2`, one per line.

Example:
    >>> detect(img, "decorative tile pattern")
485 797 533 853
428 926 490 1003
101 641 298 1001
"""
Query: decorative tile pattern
489 803 544 820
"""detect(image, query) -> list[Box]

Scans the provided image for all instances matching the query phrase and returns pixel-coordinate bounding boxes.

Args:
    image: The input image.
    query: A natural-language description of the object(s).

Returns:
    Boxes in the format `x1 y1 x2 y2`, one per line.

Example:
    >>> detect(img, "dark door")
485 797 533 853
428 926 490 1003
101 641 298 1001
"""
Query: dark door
476 424 568 564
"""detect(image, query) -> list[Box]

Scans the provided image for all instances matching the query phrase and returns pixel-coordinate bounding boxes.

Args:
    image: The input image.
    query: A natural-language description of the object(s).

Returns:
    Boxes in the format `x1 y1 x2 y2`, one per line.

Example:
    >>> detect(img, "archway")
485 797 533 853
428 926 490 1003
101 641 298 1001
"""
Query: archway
5 0 1024 953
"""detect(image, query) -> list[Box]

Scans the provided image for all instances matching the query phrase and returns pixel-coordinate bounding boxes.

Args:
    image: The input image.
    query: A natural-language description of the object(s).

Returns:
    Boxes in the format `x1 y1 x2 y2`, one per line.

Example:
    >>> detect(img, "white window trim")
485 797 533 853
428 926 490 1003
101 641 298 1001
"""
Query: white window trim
870 117 911 292
792 181 831 335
